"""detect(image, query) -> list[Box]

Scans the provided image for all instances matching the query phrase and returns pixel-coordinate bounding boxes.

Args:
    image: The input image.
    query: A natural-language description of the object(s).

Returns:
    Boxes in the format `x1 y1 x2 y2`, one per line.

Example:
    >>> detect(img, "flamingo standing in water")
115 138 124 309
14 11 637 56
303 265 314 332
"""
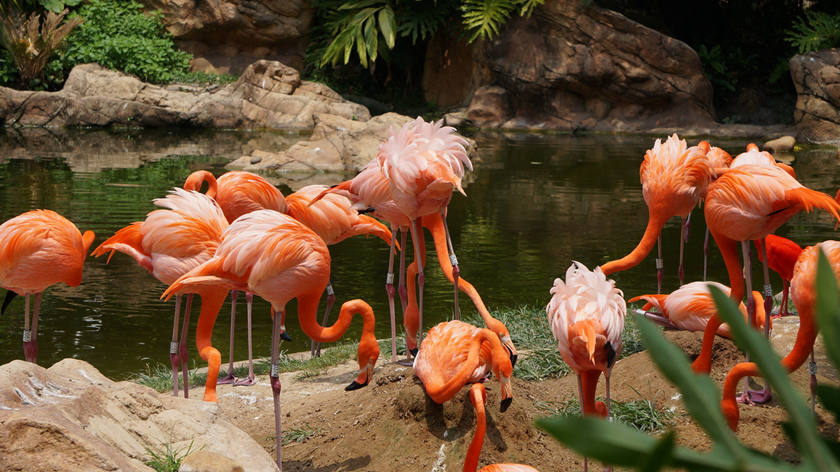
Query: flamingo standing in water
92 189 227 397
720 241 840 430
184 169 288 385
464 383 539 472
692 146 840 404
547 261 625 472
755 234 802 317
413 320 513 411
163 209 379 469
0 210 95 363
284 184 393 357
600 134 712 292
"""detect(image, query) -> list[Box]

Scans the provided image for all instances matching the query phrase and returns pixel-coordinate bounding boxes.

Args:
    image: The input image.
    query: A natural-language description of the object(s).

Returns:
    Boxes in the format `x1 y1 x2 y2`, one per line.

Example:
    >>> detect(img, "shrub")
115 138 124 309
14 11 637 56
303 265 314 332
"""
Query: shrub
786 10 840 54
60 0 191 84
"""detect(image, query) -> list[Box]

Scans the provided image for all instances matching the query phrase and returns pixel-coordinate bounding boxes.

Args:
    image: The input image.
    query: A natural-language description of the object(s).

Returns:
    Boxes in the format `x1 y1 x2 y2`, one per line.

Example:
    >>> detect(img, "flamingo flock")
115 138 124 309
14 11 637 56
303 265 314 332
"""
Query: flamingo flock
1 124 837 470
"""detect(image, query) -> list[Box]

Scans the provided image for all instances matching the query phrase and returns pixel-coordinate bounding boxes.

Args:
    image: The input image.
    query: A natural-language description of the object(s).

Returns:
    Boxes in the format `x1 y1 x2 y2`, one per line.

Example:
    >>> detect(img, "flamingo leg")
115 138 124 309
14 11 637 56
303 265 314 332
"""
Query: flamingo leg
703 227 710 281
269 308 284 470
235 293 256 386
169 295 182 396
441 210 460 320
22 294 40 363
576 374 588 472
179 294 193 398
747 238 773 404
410 219 425 350
385 225 399 362
398 228 408 313
678 216 687 286
218 291 238 384
779 281 791 317
311 282 336 358
656 236 664 294
605 370 613 472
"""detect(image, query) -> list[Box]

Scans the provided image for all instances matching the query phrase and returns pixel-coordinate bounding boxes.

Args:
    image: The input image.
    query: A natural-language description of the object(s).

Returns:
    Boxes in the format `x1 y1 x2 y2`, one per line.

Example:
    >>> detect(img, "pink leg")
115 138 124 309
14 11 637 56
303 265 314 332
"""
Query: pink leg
311 283 335 358
577 375 588 472
179 295 193 398
703 227 710 281
385 225 399 362
678 215 688 286
810 350 817 414
779 281 791 317
269 309 284 470
441 210 461 320
219 291 238 384
748 238 773 404
398 228 408 313
22 294 40 363
656 236 664 294
410 219 425 349
169 295 182 396
235 294 256 386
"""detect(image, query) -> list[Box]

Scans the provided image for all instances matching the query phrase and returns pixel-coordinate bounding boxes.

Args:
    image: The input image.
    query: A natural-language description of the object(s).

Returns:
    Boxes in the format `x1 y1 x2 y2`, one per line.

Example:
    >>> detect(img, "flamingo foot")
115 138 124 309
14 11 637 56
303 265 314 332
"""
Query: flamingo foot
345 379 369 391
217 372 236 385
501 397 512 412
280 332 292 342
234 375 256 386
23 339 38 363
747 387 772 404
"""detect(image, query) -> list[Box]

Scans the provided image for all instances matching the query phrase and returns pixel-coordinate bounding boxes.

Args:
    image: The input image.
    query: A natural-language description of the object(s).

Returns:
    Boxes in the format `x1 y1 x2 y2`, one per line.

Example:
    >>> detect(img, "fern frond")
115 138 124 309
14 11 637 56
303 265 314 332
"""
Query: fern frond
785 10 840 54
461 0 516 43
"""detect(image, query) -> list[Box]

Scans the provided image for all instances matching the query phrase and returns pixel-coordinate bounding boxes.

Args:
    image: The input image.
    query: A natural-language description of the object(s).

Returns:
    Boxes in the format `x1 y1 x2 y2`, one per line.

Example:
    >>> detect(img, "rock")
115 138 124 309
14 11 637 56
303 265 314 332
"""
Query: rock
140 0 313 73
466 86 510 127
0 358 278 472
425 0 714 131
790 49 840 144
0 61 369 131
179 451 245 472
443 109 470 127
763 135 796 152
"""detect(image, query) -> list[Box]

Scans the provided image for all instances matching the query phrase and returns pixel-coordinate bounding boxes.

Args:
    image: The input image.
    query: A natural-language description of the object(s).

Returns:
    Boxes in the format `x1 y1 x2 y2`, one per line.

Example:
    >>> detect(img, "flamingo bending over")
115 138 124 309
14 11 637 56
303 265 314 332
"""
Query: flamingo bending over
184 169 288 385
464 383 539 472
547 261 625 472
0 210 95 363
600 134 712 291
697 140 733 281
162 209 379 469
413 320 513 410
92 188 227 397
720 241 840 430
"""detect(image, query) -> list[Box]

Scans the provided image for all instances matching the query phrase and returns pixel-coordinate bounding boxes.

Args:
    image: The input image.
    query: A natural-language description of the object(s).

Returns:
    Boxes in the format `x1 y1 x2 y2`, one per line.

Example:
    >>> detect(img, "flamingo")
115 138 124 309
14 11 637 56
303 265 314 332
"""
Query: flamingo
464 383 539 472
92 188 227 397
547 261 625 472
0 210 95 363
284 184 393 357
755 234 802 317
184 169 288 385
162 209 379 469
720 241 840 430
600 134 712 291
697 140 733 281
413 320 513 411
691 152 840 405
630 281 768 336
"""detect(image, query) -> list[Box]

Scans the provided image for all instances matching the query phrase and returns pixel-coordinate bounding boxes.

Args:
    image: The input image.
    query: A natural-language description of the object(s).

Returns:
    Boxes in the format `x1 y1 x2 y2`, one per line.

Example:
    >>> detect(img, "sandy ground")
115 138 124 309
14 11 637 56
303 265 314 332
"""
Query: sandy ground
186 317 838 471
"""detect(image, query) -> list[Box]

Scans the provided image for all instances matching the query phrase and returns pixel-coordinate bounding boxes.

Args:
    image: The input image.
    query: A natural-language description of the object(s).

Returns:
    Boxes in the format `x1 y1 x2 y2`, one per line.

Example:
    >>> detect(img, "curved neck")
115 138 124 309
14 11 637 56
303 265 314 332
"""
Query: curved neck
464 384 487 472
298 294 376 343
714 232 744 302
580 370 603 416
194 288 229 352
184 170 218 199
404 235 427 349
600 212 667 276
424 330 490 402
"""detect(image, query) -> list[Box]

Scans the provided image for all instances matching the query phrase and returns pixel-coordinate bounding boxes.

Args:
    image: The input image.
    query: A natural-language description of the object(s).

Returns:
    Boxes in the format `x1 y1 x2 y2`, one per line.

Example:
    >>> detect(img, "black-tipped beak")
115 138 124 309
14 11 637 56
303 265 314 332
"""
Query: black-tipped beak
2 290 17 314
409 347 418 357
358 207 376 214
345 379 369 391
508 350 518 369
280 332 292 342
500 397 512 412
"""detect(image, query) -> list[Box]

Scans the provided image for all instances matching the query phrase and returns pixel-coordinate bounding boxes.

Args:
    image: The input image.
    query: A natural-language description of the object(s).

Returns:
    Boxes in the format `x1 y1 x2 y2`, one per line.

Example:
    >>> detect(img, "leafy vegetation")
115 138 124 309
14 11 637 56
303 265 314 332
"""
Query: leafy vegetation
281 425 321 445
537 250 840 471
535 391 674 434
145 441 195 472
786 10 840 54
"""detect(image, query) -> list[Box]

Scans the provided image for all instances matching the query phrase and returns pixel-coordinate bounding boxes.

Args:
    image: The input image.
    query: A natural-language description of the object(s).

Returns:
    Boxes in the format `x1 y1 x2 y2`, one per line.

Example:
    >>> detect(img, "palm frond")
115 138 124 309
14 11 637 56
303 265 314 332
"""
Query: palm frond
461 0 516 43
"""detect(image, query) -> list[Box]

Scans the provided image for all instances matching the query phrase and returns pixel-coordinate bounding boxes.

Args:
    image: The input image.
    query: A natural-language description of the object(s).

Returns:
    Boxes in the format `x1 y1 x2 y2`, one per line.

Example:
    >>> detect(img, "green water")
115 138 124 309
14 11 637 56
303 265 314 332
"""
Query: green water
0 129 837 379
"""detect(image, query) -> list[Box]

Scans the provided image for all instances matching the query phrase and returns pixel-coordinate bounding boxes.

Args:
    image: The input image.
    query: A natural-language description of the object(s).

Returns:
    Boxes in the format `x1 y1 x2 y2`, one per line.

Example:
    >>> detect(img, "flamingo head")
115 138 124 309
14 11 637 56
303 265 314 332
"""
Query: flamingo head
499 375 513 412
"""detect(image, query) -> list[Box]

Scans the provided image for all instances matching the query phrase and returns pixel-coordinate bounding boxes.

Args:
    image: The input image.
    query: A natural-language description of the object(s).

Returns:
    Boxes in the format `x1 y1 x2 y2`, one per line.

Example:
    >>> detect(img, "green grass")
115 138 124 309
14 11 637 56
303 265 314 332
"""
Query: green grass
145 441 196 472
281 425 320 445
535 391 674 434
463 306 648 381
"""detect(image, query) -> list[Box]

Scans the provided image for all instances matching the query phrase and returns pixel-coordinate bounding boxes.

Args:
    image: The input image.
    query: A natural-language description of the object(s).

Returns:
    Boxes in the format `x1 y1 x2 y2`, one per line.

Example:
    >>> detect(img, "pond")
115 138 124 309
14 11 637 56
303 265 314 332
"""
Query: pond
0 128 838 379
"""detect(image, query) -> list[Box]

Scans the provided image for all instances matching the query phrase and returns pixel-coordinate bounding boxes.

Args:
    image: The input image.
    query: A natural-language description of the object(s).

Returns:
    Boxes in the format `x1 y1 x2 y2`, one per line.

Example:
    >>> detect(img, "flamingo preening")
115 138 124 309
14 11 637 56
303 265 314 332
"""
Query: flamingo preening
0 210 95 363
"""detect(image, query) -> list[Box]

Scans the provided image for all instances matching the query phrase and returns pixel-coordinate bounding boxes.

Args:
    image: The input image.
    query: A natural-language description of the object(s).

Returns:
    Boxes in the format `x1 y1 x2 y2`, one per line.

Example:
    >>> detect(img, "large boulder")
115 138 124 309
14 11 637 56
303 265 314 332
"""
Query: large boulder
140 0 313 73
0 61 369 130
424 0 715 131
0 358 278 472
790 49 840 144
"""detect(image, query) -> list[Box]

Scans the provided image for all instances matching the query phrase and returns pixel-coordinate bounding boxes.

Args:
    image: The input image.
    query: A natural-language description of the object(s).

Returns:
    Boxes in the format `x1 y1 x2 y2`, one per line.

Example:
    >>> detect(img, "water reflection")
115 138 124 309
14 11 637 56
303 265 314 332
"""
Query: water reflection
0 130 837 378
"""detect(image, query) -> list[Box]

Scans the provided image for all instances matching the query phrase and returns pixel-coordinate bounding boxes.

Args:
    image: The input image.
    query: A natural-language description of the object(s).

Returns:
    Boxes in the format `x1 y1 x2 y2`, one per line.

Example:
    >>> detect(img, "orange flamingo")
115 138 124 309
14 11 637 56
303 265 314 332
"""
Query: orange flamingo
600 134 712 291
92 189 227 397
697 140 733 281
413 320 513 411
464 383 539 472
720 241 840 430
692 152 840 404
0 210 94 363
163 209 379 469
184 169 288 385
285 184 393 357
630 281 768 336
547 262 625 472
755 234 802 317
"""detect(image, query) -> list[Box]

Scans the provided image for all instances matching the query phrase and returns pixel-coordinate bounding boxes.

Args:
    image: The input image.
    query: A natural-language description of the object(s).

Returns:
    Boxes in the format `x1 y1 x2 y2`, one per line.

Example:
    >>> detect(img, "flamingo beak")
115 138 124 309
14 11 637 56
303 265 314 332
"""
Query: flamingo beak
500 377 513 412
501 335 518 368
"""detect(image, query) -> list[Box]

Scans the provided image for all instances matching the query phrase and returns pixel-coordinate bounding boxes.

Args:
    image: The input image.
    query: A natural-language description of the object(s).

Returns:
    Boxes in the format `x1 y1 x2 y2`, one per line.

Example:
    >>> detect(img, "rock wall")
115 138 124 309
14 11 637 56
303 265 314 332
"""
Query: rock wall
424 0 715 131
140 0 313 73
790 49 840 144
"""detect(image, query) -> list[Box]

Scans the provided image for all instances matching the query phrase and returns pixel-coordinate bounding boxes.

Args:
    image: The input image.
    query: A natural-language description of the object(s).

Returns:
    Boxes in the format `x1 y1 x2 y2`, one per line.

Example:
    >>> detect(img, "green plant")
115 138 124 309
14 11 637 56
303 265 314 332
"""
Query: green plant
786 10 840 54
537 250 840 471
0 49 18 85
281 425 320 445
0 7 82 87
145 440 195 472
535 389 674 434
60 0 191 84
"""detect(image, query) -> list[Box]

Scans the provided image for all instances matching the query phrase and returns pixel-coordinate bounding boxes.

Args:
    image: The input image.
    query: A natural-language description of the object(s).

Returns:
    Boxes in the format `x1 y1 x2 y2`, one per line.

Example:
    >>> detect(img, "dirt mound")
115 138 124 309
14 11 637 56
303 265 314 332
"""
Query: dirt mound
191 328 837 470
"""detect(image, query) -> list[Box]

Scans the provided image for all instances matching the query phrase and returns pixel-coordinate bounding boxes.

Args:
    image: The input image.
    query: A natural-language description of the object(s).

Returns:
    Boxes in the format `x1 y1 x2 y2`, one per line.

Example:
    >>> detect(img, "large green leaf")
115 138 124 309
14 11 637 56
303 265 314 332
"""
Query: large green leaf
710 283 839 471
816 385 840 423
377 7 395 49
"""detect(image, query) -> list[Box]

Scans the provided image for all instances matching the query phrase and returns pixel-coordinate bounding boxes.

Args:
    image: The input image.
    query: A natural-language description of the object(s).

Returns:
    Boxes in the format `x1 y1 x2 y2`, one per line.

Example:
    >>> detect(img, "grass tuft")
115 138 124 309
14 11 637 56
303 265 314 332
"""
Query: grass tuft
145 441 196 472
535 390 674 434
281 425 320 445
